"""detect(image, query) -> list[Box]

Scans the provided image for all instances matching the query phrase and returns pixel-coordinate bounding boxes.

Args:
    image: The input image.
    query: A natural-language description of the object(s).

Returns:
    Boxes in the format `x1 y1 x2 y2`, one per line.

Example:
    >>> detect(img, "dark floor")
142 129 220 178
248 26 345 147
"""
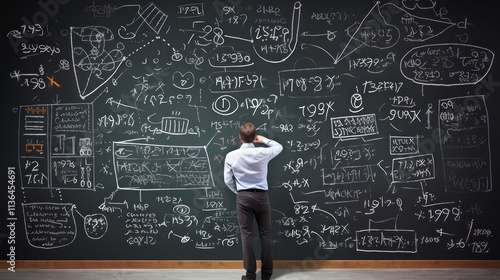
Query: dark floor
1 268 500 280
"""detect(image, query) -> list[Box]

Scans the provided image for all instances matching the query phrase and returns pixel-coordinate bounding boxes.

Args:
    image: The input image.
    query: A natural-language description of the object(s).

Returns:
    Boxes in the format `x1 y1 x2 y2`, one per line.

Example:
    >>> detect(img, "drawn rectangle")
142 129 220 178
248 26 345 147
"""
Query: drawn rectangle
331 114 378 139
391 154 435 183
390 135 419 155
19 104 95 190
438 95 492 192
356 229 417 253
114 141 214 191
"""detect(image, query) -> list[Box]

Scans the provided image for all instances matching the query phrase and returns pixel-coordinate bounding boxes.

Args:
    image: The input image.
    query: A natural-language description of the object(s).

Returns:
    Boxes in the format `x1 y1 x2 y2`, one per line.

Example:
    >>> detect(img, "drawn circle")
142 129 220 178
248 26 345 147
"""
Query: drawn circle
180 236 191 243
172 51 183 62
84 213 108 240
212 95 238 116
173 204 190 215
61 29 69 37
350 93 363 110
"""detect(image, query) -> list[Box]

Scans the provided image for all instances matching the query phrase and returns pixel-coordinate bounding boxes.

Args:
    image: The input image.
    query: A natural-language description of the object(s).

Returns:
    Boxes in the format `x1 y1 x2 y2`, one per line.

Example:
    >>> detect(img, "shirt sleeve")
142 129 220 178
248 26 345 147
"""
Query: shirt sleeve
223 156 238 194
263 139 283 158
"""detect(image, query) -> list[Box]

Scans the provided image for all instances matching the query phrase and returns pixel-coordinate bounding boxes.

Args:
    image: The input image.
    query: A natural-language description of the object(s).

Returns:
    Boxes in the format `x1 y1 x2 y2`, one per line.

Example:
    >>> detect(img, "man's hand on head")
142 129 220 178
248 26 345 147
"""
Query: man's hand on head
254 135 267 143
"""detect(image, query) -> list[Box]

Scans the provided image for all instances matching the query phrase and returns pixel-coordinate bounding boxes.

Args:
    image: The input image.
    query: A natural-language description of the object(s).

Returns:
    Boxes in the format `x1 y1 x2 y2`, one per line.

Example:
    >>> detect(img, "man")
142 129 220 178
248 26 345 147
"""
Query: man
224 122 283 280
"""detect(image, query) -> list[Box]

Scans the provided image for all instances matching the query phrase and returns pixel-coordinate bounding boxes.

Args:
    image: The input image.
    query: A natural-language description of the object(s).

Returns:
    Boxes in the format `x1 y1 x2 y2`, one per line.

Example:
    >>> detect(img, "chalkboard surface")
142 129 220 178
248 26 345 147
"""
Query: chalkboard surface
2 0 500 261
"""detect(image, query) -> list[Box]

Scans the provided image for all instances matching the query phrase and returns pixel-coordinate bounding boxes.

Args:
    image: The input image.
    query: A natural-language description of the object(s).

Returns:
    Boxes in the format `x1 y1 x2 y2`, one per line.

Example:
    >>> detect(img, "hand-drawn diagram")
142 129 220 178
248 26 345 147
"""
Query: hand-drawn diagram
19 104 95 190
22 203 77 249
117 2 168 39
438 95 492 192
71 26 126 100
5 0 498 260
113 140 215 190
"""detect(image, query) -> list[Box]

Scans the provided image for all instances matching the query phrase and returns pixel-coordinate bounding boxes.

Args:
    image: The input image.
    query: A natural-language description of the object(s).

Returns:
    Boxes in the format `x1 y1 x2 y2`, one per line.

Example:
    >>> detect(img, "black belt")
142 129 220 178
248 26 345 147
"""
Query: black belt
239 189 267 192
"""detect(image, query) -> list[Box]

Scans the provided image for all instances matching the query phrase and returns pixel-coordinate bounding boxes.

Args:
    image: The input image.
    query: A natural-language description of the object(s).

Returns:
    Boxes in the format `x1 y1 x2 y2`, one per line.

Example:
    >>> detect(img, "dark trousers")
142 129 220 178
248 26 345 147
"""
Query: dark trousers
236 190 273 280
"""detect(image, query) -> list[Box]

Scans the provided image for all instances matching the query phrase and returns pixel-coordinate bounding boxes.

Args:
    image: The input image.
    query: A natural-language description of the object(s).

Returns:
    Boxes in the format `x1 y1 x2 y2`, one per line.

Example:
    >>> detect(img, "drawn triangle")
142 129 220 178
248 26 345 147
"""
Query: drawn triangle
70 26 126 100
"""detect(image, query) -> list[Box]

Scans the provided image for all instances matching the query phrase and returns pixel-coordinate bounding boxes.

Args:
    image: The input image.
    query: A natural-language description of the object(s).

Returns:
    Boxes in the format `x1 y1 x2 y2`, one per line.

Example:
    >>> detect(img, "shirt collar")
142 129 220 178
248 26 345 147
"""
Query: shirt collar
240 143 254 148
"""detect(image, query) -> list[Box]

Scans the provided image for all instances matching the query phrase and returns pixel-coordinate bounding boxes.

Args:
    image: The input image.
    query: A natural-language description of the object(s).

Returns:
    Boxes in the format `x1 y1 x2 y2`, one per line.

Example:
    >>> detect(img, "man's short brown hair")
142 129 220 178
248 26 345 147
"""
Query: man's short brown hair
239 122 256 143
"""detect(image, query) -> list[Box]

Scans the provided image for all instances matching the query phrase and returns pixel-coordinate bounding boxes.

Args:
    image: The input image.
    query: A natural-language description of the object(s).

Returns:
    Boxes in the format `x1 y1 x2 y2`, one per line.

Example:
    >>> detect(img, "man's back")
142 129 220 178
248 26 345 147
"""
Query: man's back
224 139 282 193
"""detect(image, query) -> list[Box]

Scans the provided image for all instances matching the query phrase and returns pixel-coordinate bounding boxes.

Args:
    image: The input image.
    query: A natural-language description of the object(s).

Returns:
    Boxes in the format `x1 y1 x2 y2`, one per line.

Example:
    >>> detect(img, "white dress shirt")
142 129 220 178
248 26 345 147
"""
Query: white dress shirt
224 139 283 194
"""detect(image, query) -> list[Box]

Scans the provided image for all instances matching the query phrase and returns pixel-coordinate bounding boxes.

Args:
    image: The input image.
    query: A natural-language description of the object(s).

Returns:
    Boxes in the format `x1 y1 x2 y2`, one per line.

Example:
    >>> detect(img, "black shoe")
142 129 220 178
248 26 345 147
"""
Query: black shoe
241 276 256 280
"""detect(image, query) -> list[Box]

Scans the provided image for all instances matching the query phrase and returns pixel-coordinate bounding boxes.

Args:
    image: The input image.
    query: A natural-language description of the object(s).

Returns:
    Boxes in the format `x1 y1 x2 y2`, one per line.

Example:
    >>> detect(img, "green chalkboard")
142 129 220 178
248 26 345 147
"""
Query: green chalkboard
2 0 499 261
